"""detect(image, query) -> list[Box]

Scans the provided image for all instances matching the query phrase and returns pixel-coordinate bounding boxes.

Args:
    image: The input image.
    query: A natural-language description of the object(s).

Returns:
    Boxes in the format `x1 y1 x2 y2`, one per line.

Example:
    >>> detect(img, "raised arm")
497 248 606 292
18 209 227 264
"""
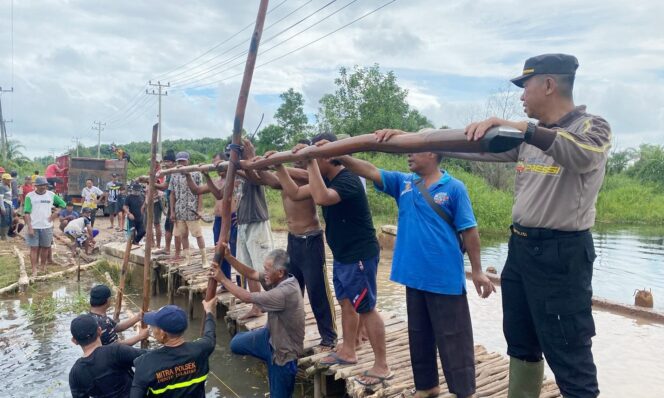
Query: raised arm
274 164 312 201
336 155 382 185
306 159 341 206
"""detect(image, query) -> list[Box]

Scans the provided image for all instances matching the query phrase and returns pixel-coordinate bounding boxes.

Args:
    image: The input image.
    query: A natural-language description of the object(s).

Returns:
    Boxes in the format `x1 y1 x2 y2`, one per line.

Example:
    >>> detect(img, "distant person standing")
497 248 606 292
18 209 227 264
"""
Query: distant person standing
168 151 208 267
105 173 122 230
23 177 67 275
117 185 128 232
81 178 104 227
31 170 39 183
9 170 19 209
153 150 178 257
20 176 33 210
0 173 14 240
123 182 146 246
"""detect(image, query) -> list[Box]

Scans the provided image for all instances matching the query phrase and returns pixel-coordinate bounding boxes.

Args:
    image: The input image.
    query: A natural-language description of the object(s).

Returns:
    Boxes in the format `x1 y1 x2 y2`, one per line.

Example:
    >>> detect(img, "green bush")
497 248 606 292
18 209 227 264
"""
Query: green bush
596 174 664 224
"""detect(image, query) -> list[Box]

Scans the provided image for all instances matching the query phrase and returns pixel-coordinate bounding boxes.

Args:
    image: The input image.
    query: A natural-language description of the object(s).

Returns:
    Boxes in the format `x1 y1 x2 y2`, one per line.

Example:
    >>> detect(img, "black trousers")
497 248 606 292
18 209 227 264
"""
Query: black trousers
129 217 146 244
287 231 337 347
407 287 475 396
502 224 599 398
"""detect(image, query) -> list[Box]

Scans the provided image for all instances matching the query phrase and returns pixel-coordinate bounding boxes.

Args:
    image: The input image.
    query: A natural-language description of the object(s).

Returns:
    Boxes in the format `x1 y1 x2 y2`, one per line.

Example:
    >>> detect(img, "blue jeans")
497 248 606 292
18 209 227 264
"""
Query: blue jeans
213 214 238 280
230 328 297 398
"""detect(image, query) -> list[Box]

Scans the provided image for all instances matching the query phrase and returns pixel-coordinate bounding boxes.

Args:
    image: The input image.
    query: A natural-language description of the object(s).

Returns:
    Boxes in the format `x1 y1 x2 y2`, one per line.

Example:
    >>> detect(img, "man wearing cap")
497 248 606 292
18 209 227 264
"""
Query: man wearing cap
168 151 208 267
69 314 146 398
123 182 146 246
131 298 217 397
0 173 14 240
23 176 67 275
58 202 80 231
64 208 98 255
106 173 122 231
379 54 608 397
210 245 304 398
89 284 148 346
82 178 105 228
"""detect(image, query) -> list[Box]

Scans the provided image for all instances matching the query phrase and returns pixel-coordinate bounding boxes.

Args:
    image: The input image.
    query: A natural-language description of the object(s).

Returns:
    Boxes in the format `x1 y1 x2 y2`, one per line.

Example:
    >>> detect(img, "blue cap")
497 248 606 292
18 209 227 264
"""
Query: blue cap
143 305 188 334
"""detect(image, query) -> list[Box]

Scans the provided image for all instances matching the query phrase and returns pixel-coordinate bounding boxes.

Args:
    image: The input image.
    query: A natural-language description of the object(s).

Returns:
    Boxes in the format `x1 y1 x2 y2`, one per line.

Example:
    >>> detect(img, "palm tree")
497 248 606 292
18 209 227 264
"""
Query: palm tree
4 139 30 164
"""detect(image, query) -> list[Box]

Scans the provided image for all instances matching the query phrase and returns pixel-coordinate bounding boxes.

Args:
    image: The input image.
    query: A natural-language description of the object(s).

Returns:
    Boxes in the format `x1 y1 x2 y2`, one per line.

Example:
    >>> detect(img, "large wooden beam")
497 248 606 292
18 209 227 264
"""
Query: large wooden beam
157 127 523 177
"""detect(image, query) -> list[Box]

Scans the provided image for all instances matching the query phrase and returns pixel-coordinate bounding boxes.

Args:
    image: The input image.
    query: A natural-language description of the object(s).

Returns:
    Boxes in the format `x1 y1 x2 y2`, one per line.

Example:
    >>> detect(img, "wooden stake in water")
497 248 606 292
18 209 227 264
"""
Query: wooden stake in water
114 228 135 322
141 123 158 349
203 0 270 334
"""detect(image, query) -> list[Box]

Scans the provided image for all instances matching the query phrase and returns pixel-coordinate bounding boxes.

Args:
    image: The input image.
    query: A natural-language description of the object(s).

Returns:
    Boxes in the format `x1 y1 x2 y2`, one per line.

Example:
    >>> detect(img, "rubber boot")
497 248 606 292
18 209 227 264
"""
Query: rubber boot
200 248 210 269
507 357 544 398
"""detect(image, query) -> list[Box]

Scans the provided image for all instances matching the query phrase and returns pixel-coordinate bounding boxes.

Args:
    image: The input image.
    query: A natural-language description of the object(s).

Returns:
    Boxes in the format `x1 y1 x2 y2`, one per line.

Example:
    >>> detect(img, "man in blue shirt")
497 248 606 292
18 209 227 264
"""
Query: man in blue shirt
335 138 495 398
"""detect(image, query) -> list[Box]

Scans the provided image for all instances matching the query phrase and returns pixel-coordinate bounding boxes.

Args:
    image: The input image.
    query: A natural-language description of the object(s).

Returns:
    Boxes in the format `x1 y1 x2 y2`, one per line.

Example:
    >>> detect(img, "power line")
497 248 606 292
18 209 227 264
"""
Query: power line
170 0 342 88
101 82 150 122
106 96 156 130
153 0 289 81
172 0 394 92
106 94 153 125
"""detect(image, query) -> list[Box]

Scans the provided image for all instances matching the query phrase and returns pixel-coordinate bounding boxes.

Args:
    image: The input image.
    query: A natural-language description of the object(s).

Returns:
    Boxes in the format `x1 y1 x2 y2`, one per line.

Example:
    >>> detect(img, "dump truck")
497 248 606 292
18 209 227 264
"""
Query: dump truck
52 155 128 216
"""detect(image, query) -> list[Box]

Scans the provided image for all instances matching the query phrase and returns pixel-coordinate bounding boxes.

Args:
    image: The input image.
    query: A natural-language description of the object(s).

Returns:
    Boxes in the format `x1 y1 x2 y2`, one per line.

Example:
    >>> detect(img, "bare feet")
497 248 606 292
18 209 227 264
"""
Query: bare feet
240 306 263 320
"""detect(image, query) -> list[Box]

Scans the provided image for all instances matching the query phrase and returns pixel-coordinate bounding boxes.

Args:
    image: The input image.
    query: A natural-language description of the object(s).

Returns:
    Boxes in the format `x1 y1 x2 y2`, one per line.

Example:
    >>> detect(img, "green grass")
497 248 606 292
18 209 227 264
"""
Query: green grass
21 291 89 323
596 174 664 225
0 255 21 289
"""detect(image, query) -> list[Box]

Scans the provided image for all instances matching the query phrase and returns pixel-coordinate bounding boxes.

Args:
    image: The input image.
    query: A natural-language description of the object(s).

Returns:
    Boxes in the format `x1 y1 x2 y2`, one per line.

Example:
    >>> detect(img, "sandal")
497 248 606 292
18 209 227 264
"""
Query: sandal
354 370 394 387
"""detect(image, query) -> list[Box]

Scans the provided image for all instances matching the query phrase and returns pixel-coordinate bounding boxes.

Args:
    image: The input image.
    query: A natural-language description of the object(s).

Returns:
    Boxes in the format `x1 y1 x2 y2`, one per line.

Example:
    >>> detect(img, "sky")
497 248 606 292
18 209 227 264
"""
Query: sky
0 0 662 158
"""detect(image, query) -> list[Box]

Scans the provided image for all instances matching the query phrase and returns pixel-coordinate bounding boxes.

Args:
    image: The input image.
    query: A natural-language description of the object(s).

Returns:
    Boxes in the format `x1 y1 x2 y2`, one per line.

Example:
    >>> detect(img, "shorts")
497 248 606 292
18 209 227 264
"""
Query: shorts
107 201 120 214
237 220 273 272
25 227 54 248
153 201 162 225
175 220 202 238
65 230 87 246
333 255 379 314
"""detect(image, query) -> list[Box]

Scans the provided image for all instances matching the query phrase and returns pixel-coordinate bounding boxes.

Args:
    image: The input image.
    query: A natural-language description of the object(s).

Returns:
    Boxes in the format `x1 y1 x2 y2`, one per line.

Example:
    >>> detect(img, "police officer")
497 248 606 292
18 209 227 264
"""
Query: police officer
377 54 610 397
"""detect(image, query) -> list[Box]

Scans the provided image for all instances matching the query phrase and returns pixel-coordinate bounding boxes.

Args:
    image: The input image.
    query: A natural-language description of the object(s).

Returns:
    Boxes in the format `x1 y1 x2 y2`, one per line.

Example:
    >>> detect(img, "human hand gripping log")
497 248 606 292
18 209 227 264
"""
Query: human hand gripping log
156 126 524 177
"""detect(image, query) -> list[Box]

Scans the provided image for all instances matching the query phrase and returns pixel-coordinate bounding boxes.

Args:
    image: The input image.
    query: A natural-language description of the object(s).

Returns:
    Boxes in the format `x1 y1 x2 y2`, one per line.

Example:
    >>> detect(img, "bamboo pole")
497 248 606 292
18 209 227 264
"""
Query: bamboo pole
203 0 270 333
141 123 158 349
157 127 523 177
114 228 136 322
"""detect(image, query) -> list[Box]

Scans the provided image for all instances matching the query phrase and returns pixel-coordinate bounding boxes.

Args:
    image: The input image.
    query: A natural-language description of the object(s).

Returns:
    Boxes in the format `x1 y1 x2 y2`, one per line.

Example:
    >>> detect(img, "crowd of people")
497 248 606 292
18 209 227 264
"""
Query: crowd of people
60 53 611 398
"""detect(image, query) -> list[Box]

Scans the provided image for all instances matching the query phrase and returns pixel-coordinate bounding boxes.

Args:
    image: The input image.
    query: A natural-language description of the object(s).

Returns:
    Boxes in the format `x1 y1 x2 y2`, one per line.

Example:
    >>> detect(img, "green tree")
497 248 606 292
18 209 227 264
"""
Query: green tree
607 148 637 175
317 64 433 136
255 124 288 155
275 88 309 143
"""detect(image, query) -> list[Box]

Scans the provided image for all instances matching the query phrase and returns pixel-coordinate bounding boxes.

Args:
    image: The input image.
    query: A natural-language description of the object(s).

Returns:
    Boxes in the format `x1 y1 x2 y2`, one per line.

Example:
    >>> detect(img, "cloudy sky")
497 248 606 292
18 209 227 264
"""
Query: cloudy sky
1 0 662 158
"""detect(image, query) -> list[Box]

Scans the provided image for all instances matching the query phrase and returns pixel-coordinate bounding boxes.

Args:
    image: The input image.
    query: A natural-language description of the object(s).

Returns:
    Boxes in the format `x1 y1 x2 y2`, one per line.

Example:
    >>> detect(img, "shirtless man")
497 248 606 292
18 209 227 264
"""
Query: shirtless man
248 147 338 349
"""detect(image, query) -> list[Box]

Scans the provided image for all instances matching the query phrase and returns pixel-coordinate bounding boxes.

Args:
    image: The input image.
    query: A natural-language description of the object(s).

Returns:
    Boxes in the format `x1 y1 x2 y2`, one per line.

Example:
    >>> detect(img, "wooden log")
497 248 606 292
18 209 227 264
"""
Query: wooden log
203 0 270 336
13 246 29 293
30 260 101 282
114 228 135 322
140 123 158 349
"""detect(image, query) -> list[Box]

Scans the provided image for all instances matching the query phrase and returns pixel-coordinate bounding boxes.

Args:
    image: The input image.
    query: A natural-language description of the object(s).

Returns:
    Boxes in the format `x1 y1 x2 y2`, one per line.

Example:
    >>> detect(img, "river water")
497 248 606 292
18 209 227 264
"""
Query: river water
0 224 662 397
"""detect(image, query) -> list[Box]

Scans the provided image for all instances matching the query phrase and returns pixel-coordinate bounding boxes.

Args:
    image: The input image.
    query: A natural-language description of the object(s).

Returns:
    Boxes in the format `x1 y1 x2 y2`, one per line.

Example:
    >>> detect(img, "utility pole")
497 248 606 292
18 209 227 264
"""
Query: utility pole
72 136 81 157
0 86 14 163
146 81 170 162
92 121 106 159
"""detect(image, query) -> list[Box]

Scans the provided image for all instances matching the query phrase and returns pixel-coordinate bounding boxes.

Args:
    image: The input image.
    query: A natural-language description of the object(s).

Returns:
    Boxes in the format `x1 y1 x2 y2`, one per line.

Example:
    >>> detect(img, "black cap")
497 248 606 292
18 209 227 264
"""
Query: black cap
144 305 188 334
90 284 112 306
111 173 118 177
511 53 579 88
71 314 99 343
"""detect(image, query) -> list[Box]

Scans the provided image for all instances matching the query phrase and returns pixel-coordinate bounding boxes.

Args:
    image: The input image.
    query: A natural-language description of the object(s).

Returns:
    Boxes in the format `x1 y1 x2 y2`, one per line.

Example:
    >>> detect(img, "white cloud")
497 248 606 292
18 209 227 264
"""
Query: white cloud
0 0 662 157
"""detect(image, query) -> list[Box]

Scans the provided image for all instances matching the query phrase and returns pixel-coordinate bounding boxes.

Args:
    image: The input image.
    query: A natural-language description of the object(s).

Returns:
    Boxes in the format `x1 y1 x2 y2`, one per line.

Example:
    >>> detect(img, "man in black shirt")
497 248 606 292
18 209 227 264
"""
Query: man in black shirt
69 314 145 398
123 182 146 246
89 284 147 346
274 132 390 387
131 299 217 397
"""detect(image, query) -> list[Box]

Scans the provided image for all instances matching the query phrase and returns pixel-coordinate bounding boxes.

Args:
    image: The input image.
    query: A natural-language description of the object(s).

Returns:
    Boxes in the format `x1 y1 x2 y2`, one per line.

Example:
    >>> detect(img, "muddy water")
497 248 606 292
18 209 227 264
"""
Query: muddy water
0 224 661 397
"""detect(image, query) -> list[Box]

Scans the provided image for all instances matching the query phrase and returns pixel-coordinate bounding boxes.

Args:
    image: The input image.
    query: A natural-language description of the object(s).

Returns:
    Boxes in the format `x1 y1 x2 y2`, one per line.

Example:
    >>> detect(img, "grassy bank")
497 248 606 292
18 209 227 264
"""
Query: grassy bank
596 174 664 224
0 255 20 289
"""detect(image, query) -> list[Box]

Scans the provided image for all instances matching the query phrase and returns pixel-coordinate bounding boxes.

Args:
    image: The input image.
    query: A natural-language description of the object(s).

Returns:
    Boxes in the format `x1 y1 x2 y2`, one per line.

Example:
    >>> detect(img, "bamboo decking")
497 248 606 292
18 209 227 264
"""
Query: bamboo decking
102 241 561 398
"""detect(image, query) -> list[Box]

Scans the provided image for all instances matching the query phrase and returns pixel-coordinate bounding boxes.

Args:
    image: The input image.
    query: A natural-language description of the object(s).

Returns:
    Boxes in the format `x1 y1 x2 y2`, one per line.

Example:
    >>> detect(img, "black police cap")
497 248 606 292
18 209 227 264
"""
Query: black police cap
511 53 579 88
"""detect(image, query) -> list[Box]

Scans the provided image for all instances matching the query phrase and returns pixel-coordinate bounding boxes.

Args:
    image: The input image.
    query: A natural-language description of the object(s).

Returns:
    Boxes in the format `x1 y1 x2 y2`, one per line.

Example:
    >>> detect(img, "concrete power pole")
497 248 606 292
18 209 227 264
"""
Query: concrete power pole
72 136 81 157
92 121 106 159
0 86 14 163
147 81 169 162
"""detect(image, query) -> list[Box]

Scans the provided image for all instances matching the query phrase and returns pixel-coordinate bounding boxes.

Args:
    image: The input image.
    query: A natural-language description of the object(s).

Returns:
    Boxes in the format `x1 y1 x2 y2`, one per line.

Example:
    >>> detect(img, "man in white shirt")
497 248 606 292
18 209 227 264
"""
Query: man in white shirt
23 177 67 275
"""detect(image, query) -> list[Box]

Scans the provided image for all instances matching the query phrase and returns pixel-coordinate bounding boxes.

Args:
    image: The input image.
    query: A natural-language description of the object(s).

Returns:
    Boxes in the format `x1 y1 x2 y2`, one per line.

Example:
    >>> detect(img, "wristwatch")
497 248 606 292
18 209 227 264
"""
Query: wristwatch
524 122 537 142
